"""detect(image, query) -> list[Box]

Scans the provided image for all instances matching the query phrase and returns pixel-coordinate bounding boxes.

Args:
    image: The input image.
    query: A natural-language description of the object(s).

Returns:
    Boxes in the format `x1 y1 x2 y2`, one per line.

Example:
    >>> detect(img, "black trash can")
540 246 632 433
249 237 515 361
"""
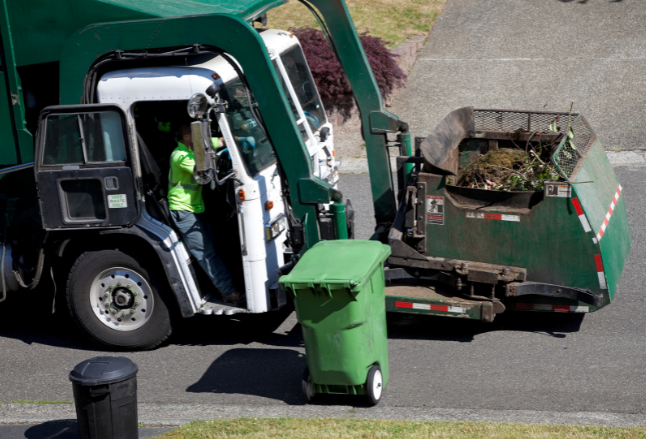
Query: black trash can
69 356 139 439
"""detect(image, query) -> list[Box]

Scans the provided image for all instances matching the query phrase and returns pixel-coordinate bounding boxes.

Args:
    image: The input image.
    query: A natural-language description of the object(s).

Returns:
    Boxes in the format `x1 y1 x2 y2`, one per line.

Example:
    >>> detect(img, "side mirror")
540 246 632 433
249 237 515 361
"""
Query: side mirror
187 93 209 120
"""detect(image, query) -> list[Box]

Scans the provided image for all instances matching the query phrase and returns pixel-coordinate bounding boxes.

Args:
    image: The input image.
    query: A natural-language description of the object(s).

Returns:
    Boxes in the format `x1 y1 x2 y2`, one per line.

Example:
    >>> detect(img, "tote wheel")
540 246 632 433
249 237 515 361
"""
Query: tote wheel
67 248 172 351
366 365 383 406
302 366 316 403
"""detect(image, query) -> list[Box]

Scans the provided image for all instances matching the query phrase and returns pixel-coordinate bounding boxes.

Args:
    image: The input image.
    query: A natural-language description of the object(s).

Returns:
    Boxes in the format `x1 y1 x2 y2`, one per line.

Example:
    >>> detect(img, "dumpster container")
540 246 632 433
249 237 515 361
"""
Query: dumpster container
384 107 631 323
69 356 138 439
280 240 391 405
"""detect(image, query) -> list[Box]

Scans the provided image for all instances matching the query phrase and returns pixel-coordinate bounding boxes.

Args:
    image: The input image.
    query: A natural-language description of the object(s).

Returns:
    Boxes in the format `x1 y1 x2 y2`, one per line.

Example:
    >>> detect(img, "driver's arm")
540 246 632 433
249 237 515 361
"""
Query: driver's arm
211 137 226 151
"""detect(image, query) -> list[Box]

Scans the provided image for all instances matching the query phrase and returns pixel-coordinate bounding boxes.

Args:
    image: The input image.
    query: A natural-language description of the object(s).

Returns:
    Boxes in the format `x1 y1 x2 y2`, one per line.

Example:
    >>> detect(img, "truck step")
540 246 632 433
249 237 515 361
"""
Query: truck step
385 284 499 322
198 294 249 316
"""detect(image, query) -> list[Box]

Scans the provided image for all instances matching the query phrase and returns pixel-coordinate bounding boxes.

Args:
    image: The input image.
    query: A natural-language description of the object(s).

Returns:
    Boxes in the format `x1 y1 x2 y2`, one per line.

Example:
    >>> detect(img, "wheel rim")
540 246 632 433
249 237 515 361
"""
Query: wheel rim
303 377 315 400
372 369 383 401
89 267 154 332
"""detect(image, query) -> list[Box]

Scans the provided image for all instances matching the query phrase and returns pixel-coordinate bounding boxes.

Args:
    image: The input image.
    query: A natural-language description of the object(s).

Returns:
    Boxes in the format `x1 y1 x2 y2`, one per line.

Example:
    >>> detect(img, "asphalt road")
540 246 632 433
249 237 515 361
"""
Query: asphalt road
0 170 644 418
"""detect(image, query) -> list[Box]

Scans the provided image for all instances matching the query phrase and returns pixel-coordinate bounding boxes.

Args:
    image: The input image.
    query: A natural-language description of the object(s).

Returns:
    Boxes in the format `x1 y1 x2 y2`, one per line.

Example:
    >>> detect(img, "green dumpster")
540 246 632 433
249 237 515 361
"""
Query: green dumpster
279 240 391 405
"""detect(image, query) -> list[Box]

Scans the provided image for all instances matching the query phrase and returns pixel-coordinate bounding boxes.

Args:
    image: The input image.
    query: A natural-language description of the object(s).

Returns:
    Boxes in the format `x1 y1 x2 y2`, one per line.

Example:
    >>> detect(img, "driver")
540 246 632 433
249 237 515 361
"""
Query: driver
167 125 245 306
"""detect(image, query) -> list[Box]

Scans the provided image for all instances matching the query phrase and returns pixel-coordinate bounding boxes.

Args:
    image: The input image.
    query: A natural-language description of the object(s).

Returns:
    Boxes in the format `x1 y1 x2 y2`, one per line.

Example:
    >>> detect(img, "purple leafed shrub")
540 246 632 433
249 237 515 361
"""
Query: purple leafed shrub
290 26 406 120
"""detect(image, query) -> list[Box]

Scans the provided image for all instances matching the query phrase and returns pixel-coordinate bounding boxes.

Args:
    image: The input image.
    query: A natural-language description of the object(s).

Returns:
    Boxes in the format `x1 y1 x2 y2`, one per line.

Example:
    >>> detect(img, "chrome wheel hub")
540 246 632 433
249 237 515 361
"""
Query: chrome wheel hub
89 268 154 331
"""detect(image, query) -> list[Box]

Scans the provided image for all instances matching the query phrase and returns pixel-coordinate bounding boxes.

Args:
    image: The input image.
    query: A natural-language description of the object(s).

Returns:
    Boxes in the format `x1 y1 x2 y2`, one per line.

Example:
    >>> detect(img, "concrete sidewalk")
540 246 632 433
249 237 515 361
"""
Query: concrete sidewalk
3 402 646 429
388 0 646 152
337 0 646 174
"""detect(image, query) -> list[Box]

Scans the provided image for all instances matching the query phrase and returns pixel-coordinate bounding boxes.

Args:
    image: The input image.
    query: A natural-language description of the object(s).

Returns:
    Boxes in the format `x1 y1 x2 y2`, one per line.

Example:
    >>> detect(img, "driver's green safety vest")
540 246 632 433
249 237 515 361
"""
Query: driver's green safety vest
168 142 203 213
167 139 222 213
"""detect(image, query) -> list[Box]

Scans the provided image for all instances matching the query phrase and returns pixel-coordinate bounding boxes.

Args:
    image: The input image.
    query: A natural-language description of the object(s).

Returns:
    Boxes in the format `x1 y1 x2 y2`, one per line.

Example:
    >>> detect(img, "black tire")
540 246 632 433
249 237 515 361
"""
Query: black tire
366 365 383 406
67 248 173 351
302 366 316 403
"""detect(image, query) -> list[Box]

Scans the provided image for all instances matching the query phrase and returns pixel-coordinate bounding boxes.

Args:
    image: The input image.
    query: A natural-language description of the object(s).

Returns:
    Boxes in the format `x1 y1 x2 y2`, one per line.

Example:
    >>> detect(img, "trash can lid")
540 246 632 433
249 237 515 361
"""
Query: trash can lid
69 356 138 386
280 240 391 292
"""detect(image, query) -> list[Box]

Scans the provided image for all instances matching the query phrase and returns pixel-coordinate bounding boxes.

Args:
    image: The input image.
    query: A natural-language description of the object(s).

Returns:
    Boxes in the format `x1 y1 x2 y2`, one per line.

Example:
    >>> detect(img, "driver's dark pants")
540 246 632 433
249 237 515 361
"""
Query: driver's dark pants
170 210 236 297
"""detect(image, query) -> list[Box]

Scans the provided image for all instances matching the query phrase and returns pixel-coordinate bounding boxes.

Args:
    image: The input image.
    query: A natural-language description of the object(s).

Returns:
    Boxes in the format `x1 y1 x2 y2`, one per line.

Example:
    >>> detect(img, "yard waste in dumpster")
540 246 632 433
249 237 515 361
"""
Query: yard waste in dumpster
386 107 631 322
280 240 391 405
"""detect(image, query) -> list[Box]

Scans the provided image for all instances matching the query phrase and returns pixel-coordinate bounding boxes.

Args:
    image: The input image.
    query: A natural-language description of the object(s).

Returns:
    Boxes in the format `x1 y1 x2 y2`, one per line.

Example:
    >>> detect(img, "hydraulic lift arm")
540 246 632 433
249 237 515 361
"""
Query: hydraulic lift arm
305 0 403 224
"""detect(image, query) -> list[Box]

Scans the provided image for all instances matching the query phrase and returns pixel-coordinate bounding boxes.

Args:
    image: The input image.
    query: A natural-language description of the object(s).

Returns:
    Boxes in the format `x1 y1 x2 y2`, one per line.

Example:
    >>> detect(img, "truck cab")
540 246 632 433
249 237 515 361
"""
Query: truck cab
31 30 338 349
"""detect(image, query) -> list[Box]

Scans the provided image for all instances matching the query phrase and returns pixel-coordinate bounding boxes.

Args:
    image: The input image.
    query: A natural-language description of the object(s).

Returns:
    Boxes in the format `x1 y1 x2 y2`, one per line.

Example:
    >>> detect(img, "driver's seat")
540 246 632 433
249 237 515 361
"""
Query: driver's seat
137 133 173 225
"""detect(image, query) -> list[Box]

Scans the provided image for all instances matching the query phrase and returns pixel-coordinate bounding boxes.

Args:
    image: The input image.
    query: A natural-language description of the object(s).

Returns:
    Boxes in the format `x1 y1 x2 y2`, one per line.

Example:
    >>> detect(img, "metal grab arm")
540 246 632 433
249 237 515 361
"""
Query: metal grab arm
305 0 401 222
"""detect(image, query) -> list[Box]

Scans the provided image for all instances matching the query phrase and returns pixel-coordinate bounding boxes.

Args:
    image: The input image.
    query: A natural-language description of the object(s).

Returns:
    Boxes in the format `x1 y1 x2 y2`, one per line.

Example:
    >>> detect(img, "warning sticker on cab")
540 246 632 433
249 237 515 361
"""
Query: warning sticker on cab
545 183 571 198
466 212 520 222
427 195 444 225
108 194 128 209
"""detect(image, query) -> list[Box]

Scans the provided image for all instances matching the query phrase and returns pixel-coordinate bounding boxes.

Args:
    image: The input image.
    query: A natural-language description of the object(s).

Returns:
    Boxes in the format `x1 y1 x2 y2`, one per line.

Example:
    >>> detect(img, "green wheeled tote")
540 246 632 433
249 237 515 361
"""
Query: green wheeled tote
280 240 391 405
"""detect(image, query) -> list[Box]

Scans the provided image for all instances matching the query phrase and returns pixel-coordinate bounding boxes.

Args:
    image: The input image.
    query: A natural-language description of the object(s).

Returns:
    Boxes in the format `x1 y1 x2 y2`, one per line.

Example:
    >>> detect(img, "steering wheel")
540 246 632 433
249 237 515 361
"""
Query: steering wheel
215 149 233 184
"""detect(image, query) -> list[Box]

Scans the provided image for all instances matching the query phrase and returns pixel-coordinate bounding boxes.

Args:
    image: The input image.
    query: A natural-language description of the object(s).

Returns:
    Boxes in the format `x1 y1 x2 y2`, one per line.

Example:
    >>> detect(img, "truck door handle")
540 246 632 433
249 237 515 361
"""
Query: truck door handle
105 177 119 190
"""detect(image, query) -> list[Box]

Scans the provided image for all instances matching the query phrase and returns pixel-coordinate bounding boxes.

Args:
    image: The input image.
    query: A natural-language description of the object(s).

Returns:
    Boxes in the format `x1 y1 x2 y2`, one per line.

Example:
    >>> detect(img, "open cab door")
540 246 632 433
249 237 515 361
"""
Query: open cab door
34 105 139 230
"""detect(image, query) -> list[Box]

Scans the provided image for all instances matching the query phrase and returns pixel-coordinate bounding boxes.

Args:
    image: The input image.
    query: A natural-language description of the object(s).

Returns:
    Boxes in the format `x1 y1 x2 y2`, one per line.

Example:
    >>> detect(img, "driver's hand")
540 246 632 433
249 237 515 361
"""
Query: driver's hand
214 137 226 151
244 136 256 147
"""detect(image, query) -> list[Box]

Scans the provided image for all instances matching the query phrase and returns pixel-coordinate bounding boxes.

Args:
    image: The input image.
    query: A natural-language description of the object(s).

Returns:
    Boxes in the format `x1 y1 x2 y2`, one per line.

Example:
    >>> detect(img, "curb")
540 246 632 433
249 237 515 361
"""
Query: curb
2 403 646 428
338 150 646 174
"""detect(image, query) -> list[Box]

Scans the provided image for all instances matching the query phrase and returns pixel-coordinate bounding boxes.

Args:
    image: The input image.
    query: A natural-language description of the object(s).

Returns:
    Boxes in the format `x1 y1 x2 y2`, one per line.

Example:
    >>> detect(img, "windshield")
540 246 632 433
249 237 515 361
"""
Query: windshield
279 44 326 133
220 79 276 176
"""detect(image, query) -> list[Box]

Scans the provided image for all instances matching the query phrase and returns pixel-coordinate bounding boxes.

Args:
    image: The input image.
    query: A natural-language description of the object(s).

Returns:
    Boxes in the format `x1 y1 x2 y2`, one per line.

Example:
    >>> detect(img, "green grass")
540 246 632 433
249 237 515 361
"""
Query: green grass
155 418 646 439
3 400 73 404
262 0 447 46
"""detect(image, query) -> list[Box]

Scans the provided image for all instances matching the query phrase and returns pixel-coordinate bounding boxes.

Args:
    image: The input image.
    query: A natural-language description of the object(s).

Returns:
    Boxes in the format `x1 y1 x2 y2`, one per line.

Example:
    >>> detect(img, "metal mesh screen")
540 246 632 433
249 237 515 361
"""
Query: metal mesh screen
473 109 596 180
551 115 596 179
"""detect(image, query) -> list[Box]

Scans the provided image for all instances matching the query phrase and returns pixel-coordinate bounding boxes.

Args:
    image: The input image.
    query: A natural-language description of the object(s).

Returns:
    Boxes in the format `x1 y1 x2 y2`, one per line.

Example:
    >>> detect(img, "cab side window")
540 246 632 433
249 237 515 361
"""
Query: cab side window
42 111 127 166
43 114 83 165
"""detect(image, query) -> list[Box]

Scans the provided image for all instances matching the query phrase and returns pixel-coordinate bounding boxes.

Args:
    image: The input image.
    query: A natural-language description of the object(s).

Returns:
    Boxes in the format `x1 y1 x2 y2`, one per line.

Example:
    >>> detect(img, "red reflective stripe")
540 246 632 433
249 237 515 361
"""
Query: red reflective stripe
430 304 449 312
515 303 533 310
552 305 570 312
594 254 604 272
596 185 622 242
395 301 413 309
571 198 584 216
484 213 502 220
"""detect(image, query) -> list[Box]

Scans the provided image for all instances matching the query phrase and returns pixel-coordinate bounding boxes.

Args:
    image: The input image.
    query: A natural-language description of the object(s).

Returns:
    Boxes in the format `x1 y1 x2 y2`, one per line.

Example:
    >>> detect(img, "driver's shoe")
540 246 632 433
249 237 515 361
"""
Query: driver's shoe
223 292 246 306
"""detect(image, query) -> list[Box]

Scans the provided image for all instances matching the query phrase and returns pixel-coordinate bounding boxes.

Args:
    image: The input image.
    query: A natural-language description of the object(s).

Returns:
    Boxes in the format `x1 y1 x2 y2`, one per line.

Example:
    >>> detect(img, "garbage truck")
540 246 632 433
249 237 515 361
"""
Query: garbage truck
0 0 630 350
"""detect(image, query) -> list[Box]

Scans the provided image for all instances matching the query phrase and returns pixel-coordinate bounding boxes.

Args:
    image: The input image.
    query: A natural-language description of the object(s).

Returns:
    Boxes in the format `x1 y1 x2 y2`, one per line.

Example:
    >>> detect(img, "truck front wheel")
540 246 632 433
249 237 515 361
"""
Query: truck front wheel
67 248 173 350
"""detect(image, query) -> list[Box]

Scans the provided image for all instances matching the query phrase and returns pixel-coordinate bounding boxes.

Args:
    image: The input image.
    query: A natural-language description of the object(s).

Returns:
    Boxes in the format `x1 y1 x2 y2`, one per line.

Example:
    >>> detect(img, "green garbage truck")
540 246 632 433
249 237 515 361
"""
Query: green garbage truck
0 0 631 350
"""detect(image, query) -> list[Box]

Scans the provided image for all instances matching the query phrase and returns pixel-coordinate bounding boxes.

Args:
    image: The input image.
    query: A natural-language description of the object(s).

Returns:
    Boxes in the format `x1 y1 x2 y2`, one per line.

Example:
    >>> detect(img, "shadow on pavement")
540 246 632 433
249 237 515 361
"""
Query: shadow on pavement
0 284 583 349
387 310 584 342
0 280 302 351
0 281 92 351
22 420 78 439
171 306 303 348
187 348 306 404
